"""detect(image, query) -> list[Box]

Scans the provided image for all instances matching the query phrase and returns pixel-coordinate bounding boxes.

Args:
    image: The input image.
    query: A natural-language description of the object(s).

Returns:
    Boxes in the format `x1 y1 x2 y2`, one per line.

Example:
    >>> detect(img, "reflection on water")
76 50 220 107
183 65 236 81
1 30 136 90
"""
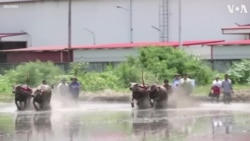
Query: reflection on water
211 111 234 136
15 113 32 133
33 113 52 140
0 104 250 141
69 114 81 141
132 110 170 140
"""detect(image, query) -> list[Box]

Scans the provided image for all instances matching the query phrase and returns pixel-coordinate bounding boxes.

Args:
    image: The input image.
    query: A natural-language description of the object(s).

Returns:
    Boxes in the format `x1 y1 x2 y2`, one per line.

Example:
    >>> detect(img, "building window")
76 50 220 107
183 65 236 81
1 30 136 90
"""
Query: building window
88 62 121 72
205 59 240 73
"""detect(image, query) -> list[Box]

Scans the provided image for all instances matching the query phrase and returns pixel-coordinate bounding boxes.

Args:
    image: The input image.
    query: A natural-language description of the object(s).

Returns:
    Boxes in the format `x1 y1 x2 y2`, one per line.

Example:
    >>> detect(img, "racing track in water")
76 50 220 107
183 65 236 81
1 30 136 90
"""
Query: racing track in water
0 101 250 141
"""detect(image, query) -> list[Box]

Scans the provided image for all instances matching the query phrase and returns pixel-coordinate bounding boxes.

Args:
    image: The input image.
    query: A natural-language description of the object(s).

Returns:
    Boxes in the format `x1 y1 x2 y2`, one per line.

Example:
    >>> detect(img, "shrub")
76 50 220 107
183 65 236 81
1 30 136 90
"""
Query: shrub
69 62 88 77
4 60 64 87
78 71 120 92
227 60 250 84
134 47 215 85
0 75 12 94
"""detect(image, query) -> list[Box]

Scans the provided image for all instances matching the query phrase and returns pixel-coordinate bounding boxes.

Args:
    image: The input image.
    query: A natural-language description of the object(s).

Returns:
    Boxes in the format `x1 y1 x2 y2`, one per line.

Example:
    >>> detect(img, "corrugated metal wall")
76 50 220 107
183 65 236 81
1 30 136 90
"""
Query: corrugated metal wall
73 48 139 62
6 51 69 63
213 46 250 59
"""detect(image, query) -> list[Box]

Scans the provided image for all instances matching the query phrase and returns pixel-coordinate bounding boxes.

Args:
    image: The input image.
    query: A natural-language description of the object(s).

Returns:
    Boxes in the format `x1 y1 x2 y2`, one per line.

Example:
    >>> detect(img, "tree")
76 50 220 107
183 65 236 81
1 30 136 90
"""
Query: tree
127 46 214 85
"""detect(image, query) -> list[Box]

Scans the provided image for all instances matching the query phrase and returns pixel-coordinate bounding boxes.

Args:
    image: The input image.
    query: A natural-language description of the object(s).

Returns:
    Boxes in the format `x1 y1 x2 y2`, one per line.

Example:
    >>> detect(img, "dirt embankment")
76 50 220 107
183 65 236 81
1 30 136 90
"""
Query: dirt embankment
79 89 250 103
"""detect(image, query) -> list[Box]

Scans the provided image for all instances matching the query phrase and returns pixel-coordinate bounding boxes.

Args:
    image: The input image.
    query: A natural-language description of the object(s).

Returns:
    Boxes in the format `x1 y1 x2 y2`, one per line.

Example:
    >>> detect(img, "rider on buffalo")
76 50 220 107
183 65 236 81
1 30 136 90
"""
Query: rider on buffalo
32 80 52 111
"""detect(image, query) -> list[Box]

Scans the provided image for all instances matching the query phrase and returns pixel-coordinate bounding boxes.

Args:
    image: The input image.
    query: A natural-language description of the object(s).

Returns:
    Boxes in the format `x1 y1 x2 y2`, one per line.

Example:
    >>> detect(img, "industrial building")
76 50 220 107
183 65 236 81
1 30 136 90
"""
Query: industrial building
0 0 250 72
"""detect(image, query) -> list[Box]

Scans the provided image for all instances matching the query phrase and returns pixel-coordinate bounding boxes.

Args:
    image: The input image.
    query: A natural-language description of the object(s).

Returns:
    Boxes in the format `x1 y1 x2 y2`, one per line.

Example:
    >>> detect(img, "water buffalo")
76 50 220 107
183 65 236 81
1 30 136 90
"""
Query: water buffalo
148 85 168 109
32 84 52 111
129 83 151 109
13 84 33 111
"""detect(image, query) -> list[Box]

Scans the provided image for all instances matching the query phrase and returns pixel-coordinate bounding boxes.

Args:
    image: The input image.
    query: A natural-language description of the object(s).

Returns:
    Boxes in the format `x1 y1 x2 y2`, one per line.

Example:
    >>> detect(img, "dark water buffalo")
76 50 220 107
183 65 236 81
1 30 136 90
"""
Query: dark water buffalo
148 85 168 109
32 85 52 111
129 83 151 109
13 84 33 110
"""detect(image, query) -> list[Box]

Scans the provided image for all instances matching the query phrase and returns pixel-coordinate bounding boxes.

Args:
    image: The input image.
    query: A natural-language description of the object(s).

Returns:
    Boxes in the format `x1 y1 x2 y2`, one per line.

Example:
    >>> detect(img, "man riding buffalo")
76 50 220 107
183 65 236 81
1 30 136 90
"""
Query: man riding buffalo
148 84 168 109
129 82 151 109
32 80 52 111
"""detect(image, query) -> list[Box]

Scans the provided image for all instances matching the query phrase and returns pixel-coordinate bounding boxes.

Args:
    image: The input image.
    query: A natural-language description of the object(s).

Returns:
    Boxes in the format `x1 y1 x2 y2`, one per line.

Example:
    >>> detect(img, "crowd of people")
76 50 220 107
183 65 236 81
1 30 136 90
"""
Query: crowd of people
56 77 81 101
40 73 233 104
162 73 234 104
210 74 234 103
162 73 194 95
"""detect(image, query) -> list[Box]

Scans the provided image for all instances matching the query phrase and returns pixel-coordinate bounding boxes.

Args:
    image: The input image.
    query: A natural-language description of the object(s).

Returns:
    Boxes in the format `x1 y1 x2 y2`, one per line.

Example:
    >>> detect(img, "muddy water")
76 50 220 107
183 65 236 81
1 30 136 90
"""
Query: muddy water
0 102 250 141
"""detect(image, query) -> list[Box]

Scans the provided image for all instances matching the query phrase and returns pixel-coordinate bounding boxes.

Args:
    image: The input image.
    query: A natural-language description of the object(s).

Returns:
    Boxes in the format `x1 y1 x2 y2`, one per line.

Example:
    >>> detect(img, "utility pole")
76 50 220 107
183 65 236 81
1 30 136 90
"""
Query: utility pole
178 0 182 49
129 0 133 43
68 0 72 62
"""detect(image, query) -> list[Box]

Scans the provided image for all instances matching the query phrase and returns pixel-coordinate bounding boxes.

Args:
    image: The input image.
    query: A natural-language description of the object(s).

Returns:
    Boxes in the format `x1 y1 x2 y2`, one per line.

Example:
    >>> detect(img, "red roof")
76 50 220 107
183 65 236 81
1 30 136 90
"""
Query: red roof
0 45 67 52
0 40 224 52
206 40 250 46
222 26 250 30
0 0 36 4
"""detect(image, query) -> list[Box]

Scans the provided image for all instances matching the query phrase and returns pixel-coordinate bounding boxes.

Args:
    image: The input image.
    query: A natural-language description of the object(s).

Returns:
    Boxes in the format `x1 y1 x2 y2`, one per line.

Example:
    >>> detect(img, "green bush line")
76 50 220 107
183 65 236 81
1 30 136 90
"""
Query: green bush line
1 46 250 100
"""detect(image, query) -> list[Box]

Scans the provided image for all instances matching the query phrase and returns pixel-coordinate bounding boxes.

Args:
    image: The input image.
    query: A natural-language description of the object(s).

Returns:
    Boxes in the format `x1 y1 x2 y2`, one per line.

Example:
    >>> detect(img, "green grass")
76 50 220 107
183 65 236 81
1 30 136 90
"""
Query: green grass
0 93 13 102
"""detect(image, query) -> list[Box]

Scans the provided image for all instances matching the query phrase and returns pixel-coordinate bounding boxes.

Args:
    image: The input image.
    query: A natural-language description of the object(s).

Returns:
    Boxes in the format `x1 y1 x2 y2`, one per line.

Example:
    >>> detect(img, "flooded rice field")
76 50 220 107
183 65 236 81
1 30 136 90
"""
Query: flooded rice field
0 102 250 141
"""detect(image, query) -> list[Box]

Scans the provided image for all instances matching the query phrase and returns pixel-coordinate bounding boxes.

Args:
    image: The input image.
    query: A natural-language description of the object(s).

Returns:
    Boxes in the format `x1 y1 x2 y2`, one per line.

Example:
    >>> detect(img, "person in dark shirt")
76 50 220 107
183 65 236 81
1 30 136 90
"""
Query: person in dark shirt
69 77 81 101
163 79 173 94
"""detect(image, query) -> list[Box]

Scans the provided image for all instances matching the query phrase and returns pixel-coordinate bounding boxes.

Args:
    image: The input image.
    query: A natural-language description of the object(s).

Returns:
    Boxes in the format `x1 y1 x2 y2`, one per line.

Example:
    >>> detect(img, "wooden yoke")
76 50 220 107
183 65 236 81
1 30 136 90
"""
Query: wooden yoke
26 72 29 85
141 68 146 90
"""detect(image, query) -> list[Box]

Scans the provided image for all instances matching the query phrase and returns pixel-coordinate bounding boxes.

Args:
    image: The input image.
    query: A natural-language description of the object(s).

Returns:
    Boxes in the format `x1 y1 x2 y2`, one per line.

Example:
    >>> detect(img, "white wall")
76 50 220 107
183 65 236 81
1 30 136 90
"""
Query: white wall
0 0 250 61
73 48 139 62
183 45 211 59
0 0 249 47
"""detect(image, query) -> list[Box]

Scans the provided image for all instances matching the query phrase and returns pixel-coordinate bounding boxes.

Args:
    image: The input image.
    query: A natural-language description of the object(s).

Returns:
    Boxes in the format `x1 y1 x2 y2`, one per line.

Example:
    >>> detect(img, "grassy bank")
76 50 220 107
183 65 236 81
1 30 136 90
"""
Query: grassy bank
193 84 250 96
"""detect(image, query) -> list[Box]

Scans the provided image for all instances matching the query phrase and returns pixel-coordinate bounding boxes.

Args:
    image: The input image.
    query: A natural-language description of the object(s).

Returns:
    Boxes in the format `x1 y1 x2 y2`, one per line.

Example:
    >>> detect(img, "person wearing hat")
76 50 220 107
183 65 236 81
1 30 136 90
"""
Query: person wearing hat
69 77 81 101
210 75 222 102
57 78 69 99
221 74 234 104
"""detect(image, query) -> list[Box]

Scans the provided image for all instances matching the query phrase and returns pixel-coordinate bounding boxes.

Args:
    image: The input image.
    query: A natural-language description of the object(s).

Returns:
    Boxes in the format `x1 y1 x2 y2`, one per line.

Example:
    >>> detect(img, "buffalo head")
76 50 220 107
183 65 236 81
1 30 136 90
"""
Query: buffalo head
31 89 43 97
129 83 149 92
148 85 161 92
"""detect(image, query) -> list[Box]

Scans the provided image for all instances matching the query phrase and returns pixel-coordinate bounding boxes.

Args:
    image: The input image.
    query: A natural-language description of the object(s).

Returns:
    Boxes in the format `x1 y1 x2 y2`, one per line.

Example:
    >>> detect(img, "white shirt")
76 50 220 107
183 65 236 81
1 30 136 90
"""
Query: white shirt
212 80 222 87
180 78 192 85
180 78 193 94
172 79 181 88
37 84 49 90
57 83 69 95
